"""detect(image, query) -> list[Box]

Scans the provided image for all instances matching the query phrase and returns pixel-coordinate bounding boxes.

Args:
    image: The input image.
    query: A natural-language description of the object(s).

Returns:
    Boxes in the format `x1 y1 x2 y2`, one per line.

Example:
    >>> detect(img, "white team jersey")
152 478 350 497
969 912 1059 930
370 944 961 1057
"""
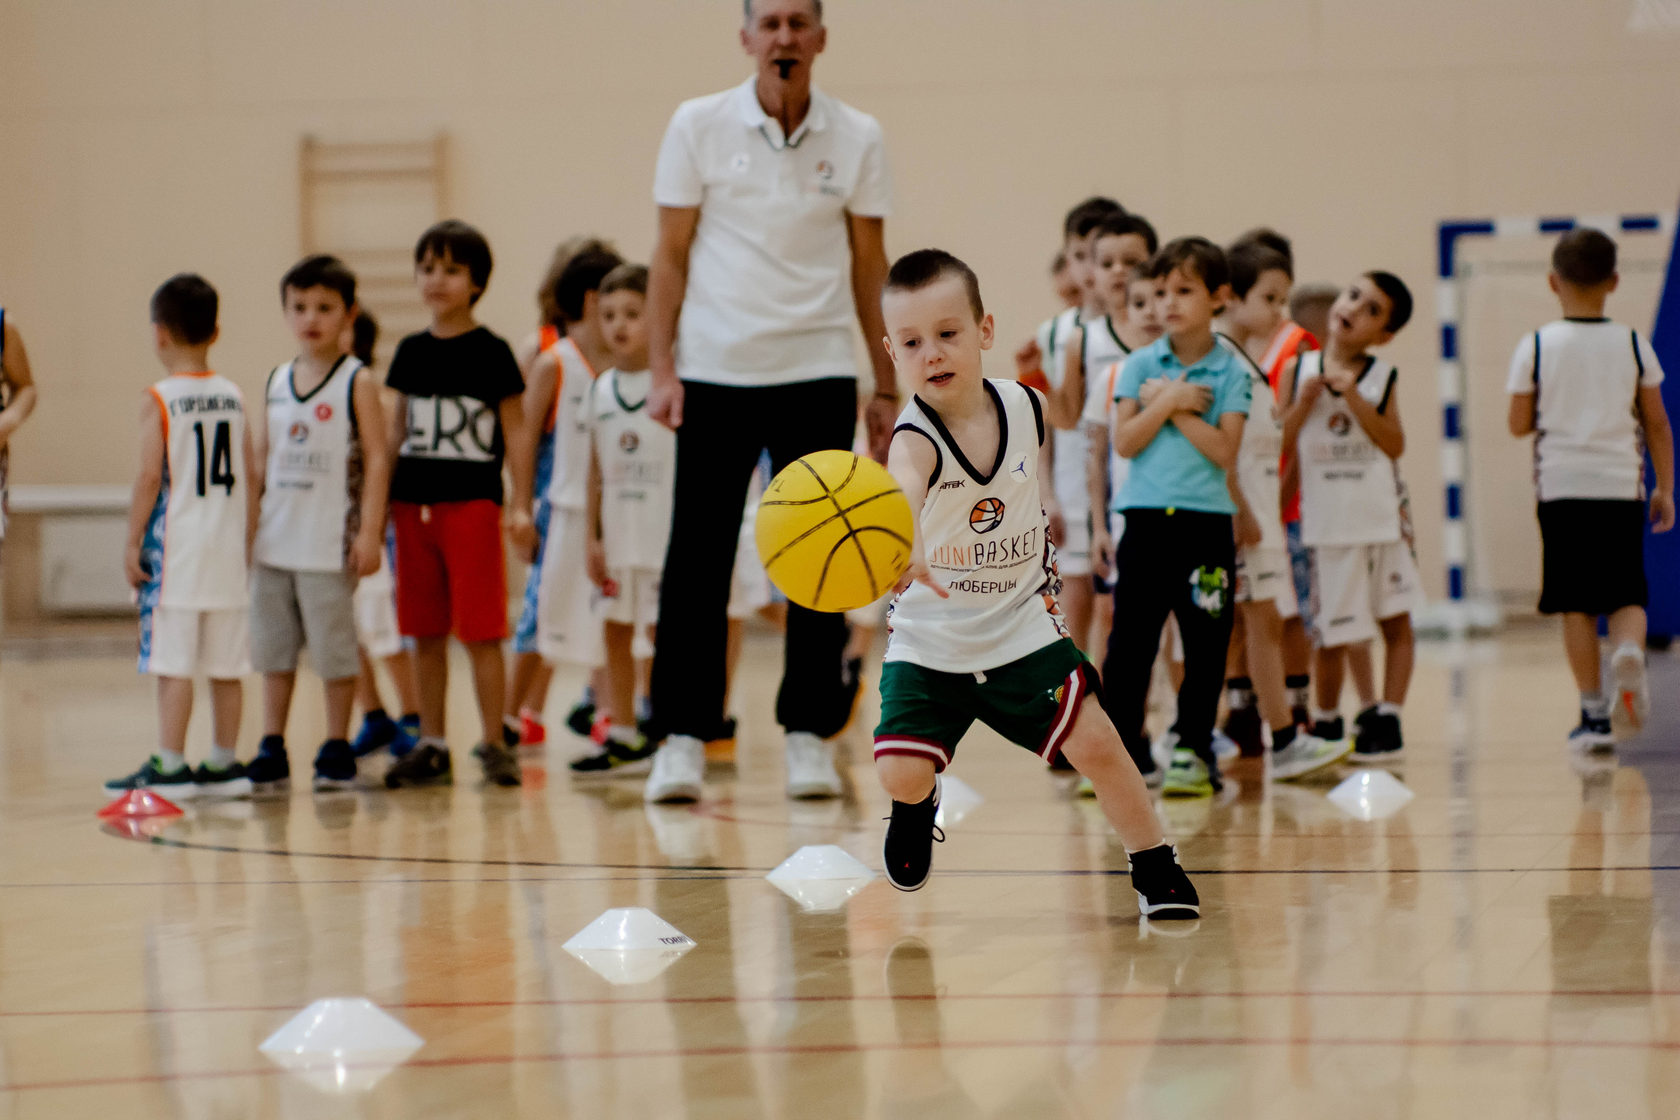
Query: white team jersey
1035 308 1084 514
1080 359 1132 515
591 368 675 571
1295 351 1402 547
1221 333 1285 553
142 373 250 609
255 356 362 572
545 337 600 510
886 379 1069 673
1507 319 1665 502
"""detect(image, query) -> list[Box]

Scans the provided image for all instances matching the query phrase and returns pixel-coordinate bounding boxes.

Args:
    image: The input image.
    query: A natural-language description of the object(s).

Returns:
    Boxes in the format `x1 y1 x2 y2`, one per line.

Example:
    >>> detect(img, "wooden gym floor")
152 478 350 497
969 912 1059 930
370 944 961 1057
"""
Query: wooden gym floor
0 623 1675 1118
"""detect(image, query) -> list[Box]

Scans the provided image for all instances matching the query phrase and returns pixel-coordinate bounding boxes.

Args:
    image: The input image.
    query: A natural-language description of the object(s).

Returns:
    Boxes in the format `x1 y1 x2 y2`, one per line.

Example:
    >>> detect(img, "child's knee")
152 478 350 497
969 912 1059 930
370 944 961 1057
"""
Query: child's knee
1059 706 1125 773
875 753 937 803
1380 614 1413 641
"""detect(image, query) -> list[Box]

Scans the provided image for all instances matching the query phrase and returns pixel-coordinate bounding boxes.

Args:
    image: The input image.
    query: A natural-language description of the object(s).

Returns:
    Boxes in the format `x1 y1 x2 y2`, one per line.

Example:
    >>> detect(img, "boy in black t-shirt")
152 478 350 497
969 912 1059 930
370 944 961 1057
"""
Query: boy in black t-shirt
384 220 536 788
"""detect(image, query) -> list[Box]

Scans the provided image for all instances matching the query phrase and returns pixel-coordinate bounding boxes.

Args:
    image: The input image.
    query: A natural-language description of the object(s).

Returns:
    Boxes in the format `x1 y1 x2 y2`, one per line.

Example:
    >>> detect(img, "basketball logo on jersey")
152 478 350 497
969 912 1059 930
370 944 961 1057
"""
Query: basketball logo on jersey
815 159 834 180
288 421 309 444
315 403 334 423
619 430 640 454
1329 412 1352 437
969 498 1005 534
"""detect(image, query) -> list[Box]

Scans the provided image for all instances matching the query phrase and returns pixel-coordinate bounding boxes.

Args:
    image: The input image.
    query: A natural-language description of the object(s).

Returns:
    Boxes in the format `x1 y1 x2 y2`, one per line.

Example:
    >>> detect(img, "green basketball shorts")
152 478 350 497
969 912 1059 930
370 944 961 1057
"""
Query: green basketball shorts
873 638 1101 771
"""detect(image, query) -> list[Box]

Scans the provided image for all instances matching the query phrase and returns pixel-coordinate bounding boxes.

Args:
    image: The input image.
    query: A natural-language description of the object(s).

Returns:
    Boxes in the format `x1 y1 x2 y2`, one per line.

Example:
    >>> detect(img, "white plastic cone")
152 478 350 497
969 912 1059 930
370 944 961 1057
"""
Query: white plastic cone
259 997 423 1093
766 844 877 911
563 907 695 986
1327 769 1415 821
934 775 984 829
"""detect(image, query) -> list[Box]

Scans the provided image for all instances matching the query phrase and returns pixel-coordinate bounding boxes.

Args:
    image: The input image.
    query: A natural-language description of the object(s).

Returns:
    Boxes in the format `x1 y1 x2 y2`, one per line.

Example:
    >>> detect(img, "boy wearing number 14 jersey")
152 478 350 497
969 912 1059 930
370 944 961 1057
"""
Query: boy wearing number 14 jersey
110 275 258 799
874 249 1197 920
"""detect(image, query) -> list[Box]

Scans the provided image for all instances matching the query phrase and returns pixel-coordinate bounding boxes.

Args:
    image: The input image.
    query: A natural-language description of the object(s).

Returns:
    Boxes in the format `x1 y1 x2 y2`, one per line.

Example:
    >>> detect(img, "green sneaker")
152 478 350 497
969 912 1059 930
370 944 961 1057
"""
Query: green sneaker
1161 748 1216 799
104 756 198 799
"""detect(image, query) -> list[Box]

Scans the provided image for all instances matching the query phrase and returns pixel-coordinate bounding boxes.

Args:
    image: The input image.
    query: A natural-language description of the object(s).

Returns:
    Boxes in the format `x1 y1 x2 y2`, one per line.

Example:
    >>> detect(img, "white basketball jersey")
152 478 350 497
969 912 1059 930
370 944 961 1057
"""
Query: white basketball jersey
1221 333 1286 553
545 337 599 510
1295 351 1402 547
591 368 675 571
886 379 1069 674
144 373 250 609
255 357 363 572
1036 308 1085 513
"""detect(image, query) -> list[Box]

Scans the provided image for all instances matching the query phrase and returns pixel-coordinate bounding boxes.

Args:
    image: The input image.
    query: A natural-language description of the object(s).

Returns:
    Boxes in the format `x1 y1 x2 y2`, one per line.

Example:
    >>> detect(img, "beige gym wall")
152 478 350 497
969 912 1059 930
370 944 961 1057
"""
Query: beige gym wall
2 0 1678 601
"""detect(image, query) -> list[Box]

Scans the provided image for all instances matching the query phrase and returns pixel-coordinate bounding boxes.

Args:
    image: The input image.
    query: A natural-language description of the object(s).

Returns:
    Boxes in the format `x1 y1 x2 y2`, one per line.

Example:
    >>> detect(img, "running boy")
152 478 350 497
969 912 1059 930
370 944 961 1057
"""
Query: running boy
574 264 666 774
874 248 1197 918
1507 228 1674 747
383 220 534 788
245 256 390 791
1103 238 1251 797
1280 271 1418 760
109 275 256 798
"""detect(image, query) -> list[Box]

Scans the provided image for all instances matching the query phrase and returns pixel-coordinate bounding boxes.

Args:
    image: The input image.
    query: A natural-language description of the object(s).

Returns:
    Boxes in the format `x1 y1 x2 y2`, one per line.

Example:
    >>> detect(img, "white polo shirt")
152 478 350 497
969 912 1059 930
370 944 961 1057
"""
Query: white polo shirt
653 77 892 388
1507 318 1666 502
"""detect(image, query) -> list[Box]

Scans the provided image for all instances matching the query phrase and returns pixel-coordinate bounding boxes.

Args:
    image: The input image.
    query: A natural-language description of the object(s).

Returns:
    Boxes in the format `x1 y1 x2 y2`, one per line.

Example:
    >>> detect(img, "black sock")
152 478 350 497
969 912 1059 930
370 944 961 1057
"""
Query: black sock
364 707 388 724
1271 724 1297 753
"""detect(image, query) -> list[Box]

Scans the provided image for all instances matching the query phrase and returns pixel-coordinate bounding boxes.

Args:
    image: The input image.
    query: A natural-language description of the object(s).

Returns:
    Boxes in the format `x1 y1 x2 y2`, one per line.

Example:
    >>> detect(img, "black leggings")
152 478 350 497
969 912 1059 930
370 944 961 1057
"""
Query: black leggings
649 378 857 740
1100 509 1236 770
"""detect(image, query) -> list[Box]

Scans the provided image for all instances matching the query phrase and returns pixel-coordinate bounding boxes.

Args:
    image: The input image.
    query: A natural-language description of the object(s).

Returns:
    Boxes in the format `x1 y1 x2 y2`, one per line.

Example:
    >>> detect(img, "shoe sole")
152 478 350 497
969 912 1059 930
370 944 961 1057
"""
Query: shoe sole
1612 652 1649 729
645 784 702 804
312 776 357 792
1273 741 1354 782
1161 785 1214 798
195 778 254 799
787 783 842 800
1570 736 1617 754
886 871 930 892
102 783 199 800
1136 895 1201 919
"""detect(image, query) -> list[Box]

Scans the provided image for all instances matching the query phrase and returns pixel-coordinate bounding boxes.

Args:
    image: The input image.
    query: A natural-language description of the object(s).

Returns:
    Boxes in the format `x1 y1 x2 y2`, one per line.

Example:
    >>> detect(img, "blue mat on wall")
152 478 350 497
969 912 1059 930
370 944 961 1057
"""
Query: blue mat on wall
1646 199 1680 638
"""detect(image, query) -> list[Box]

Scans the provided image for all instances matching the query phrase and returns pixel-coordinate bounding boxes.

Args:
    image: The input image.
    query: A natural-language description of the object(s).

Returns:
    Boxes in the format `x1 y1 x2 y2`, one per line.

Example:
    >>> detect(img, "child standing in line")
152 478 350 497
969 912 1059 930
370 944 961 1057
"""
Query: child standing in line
873 247 1198 918
383 220 535 788
1102 238 1251 798
1280 272 1418 760
109 275 257 799
245 256 390 791
0 306 39 586
1507 228 1674 748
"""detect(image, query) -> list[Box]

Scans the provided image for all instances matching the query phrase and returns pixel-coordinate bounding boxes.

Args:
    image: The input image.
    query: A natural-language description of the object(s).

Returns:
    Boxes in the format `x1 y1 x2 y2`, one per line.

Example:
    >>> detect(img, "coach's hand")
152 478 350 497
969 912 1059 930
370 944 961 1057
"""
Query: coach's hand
1652 489 1676 533
650 371 684 431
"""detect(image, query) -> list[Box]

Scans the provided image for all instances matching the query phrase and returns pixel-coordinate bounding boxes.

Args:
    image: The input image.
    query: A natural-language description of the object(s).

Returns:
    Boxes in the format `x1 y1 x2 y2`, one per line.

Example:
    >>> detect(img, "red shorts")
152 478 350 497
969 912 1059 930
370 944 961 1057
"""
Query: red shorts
391 500 508 643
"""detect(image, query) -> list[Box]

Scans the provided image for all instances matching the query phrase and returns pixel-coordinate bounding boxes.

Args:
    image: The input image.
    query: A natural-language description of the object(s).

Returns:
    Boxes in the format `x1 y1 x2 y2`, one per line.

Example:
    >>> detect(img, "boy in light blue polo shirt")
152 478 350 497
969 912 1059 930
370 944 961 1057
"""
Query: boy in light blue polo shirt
1102 237 1250 796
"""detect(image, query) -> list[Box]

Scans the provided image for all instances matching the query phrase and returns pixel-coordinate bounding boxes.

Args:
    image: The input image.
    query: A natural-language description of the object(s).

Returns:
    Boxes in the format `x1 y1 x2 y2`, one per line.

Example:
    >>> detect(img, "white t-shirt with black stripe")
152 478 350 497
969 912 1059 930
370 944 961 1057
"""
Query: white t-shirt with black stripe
1506 318 1665 502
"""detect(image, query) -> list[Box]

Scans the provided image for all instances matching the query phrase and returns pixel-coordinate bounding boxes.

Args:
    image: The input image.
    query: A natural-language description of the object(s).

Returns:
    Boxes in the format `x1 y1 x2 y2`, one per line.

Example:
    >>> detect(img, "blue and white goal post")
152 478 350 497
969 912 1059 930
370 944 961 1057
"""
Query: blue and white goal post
1428 210 1677 637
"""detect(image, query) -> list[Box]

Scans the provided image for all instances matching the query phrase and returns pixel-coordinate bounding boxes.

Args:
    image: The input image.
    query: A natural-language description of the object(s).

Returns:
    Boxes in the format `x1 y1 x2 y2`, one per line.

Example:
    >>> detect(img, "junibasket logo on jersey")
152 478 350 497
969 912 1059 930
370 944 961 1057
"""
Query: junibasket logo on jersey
969 498 1005 534
619 430 640 454
1328 412 1352 437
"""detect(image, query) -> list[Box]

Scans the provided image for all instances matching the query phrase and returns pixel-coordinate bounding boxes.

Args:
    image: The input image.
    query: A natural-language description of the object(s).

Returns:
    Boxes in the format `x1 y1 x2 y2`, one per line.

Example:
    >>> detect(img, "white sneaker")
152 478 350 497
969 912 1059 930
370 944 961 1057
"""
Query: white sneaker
643 735 705 803
1211 730 1240 763
785 731 842 799
1150 730 1179 773
1611 644 1649 730
1269 734 1352 782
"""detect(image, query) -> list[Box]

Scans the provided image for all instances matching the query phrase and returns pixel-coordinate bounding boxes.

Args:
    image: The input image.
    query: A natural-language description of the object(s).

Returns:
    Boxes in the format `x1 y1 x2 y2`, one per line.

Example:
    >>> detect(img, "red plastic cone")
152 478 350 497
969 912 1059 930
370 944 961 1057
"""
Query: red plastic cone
97 789 186 820
99 816 180 841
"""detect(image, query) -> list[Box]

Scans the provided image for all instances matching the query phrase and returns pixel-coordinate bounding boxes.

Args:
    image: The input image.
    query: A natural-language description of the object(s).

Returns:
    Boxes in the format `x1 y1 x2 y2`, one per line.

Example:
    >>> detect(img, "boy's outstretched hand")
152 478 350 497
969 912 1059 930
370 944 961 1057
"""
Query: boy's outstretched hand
1652 490 1676 533
894 555 949 599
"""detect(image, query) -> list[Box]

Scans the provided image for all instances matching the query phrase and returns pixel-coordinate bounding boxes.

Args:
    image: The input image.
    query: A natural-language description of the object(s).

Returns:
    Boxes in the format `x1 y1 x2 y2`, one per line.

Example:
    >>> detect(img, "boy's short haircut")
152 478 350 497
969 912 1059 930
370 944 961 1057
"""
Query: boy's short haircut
1552 228 1617 288
1230 226 1294 273
415 219 493 299
1093 212 1160 257
1050 249 1067 273
350 310 380 368
885 249 985 321
1365 271 1414 333
1145 237 1229 293
1288 282 1338 322
151 273 219 346
1063 196 1125 241
1228 243 1293 298
743 0 822 23
280 253 357 308
554 245 627 324
537 236 616 327
600 263 650 299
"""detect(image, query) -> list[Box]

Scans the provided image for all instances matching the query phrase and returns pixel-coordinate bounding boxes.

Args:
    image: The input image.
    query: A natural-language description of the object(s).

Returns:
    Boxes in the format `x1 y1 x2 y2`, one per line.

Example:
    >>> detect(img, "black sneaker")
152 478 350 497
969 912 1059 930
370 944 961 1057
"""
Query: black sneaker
1353 709 1404 761
501 719 521 750
104 756 198 799
313 739 358 791
1352 706 1382 756
1568 712 1616 753
1221 704 1265 758
246 737 291 787
1128 844 1200 919
565 697 596 738
191 760 253 798
1311 715 1345 742
473 741 523 787
569 737 656 778
384 743 452 788
882 781 945 892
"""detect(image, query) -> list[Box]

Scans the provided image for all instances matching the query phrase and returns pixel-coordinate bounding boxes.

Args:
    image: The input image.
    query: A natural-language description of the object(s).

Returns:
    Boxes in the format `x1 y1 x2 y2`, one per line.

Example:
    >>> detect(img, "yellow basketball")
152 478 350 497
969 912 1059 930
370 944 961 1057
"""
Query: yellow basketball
755 450 915 613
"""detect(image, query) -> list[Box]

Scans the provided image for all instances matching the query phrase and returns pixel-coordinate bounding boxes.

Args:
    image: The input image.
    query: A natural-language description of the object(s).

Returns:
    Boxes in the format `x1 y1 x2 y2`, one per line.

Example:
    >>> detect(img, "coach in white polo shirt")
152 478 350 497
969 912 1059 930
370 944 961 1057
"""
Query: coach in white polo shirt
642 0 895 804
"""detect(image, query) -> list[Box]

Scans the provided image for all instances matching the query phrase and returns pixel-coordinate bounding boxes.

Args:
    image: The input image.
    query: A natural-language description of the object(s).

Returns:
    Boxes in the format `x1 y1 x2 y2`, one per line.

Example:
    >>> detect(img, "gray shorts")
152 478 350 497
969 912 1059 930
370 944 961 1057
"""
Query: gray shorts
251 564 360 680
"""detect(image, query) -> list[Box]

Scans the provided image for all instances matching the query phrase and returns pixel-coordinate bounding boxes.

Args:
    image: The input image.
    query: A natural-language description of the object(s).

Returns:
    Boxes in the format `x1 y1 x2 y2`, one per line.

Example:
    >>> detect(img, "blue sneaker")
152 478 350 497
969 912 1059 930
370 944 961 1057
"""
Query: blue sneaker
352 712 399 757
394 714 421 757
